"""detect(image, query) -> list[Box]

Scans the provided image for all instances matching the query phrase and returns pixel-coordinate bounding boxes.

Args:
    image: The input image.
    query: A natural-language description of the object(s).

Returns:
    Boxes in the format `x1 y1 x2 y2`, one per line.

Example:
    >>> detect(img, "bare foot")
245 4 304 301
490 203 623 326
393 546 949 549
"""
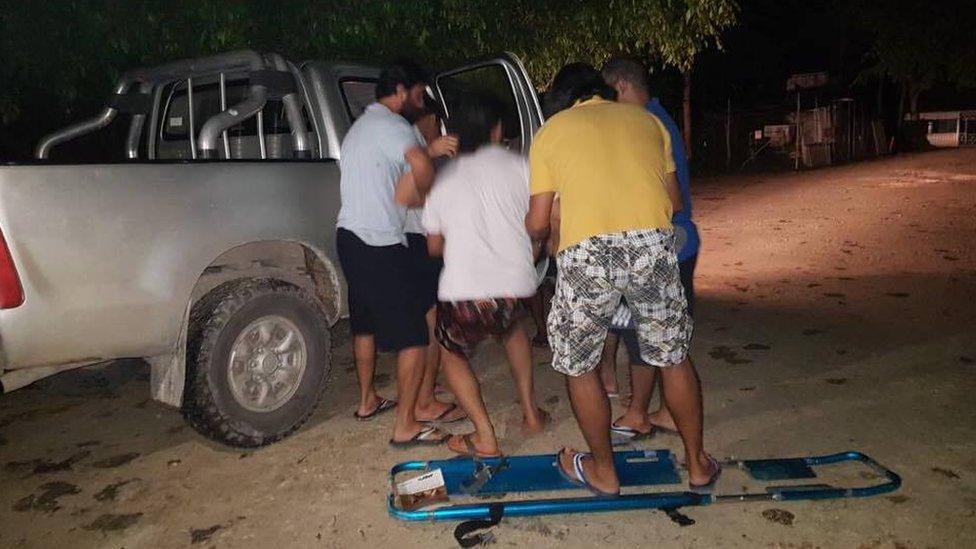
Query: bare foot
687 452 720 486
415 400 467 423
447 433 501 458
557 447 620 495
522 408 550 435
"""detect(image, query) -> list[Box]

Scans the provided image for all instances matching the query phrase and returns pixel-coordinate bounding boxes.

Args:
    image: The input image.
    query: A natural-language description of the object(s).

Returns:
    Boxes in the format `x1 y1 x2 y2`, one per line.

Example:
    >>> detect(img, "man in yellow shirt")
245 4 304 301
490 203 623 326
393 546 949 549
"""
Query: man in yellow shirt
526 63 717 496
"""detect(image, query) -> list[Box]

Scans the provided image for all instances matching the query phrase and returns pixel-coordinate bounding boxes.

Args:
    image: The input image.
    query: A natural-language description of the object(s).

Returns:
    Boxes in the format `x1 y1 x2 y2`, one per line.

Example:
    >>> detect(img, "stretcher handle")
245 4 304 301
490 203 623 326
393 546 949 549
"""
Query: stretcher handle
766 451 902 501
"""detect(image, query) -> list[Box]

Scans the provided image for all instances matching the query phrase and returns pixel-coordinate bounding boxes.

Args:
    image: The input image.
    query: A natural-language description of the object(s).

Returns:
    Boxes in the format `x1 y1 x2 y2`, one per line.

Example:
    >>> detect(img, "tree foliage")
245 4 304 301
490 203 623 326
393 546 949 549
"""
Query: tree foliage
854 1 976 115
0 0 736 158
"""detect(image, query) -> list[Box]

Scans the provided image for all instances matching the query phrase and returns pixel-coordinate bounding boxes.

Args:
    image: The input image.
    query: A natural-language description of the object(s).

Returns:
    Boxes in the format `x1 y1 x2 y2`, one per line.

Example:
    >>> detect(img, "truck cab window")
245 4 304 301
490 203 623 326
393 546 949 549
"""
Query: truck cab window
339 79 377 121
158 76 314 160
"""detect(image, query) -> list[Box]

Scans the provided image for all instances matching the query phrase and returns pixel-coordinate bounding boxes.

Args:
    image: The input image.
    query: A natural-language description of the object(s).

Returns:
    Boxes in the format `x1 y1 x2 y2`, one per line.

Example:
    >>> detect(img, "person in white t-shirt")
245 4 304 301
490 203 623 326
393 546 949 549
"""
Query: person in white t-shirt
407 95 548 457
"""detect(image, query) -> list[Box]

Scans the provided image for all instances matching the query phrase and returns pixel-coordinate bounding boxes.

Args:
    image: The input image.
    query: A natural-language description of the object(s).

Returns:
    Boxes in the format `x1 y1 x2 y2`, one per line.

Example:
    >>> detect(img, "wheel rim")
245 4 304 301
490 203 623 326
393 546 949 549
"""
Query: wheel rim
228 315 308 413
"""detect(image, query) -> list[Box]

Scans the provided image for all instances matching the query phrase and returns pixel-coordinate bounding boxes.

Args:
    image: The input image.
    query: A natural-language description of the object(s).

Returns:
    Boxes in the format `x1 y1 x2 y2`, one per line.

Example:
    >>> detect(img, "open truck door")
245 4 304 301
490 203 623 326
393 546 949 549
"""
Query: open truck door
434 52 544 155
434 53 551 283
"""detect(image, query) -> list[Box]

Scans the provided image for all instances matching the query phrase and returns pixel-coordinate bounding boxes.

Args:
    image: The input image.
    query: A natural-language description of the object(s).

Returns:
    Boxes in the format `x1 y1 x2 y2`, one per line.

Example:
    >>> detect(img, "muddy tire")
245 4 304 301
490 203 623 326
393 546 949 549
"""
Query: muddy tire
184 279 332 447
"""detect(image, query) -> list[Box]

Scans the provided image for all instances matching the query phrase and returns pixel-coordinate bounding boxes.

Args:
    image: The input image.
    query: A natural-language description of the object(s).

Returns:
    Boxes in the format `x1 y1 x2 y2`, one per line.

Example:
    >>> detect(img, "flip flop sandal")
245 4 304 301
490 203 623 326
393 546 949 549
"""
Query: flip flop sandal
420 402 468 424
353 397 397 421
648 420 679 437
554 448 620 497
689 455 723 493
448 433 503 459
610 421 653 446
388 425 449 449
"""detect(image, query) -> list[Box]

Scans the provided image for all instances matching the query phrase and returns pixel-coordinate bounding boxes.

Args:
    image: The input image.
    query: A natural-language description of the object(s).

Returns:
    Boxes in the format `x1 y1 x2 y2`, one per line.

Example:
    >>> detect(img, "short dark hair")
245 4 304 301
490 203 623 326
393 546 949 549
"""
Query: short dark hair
543 62 616 117
375 59 430 100
445 93 504 153
602 57 650 93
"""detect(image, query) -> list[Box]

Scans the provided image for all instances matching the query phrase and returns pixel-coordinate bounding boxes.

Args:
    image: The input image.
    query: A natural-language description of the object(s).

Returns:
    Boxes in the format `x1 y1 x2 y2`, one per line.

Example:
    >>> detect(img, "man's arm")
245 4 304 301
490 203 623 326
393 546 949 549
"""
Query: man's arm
664 172 683 212
405 144 436 195
526 192 556 243
426 233 445 258
547 196 561 255
394 171 424 208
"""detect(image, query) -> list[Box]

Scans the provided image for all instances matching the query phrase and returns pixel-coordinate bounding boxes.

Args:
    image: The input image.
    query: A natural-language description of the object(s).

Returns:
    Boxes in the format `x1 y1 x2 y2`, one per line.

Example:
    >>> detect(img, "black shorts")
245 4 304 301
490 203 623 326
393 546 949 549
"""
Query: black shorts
406 232 443 313
619 253 698 366
336 228 428 352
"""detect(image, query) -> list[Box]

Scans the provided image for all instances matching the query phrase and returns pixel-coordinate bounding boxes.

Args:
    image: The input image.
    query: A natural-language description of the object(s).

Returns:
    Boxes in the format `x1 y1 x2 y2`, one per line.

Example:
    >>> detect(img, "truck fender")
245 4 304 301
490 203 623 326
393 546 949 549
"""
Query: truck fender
148 302 190 408
147 241 342 408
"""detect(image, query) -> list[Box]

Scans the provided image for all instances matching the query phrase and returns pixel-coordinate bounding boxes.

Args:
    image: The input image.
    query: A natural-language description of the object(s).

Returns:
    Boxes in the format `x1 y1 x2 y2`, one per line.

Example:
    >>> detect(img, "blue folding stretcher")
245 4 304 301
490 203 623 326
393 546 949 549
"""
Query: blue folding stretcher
388 448 901 525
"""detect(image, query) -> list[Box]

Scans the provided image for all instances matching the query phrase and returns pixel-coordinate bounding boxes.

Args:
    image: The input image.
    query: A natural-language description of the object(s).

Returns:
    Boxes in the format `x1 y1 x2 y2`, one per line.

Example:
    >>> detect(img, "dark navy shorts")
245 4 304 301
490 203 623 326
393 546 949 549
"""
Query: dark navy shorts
336 228 428 352
406 232 443 314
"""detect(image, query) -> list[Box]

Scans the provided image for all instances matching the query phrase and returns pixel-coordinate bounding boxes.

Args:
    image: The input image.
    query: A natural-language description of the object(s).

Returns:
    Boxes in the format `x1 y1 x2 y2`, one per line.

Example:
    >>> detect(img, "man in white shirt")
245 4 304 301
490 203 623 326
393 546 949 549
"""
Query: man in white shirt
336 61 449 447
416 95 548 458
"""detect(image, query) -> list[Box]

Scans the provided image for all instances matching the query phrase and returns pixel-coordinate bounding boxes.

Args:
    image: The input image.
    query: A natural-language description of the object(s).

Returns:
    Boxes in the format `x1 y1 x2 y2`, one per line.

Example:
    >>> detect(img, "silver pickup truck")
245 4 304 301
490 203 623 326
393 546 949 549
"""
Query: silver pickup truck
0 50 543 446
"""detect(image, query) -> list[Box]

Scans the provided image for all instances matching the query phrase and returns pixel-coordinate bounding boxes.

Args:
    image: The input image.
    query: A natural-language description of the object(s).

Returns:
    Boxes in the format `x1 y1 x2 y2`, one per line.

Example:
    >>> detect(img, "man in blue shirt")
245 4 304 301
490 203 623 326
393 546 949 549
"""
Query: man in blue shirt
598 58 701 438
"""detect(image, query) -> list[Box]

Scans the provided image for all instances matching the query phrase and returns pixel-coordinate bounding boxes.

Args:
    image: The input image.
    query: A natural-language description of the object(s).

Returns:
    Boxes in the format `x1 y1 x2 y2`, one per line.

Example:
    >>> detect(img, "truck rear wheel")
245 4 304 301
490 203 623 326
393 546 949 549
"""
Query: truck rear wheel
184 280 332 447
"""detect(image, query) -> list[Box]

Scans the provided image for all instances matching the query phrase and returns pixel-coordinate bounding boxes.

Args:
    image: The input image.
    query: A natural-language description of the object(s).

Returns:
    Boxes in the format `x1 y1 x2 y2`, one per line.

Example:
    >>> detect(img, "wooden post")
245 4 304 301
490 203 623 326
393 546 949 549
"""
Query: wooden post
682 70 692 159
725 97 731 170
794 91 800 170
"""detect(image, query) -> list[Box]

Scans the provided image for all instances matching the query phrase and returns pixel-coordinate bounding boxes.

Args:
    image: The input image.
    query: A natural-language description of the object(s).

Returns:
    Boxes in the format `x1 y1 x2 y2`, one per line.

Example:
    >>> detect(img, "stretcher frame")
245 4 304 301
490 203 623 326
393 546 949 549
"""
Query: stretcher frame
388 449 901 522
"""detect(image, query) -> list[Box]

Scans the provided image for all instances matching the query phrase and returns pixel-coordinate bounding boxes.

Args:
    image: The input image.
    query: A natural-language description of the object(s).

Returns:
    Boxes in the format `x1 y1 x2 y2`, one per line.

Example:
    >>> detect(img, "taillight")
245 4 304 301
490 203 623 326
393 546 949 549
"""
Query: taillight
0 230 24 309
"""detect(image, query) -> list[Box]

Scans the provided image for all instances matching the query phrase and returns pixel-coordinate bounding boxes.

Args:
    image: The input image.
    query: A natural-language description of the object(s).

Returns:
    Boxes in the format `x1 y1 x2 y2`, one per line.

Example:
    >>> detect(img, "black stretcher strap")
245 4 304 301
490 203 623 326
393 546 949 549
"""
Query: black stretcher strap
454 503 504 547
662 506 696 526
248 70 298 99
107 92 152 114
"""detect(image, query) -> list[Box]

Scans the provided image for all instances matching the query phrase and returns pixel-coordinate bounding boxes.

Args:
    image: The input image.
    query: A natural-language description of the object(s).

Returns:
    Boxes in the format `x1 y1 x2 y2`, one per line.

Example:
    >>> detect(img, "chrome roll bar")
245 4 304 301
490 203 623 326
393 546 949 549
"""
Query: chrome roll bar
35 50 272 160
35 80 131 159
268 53 311 159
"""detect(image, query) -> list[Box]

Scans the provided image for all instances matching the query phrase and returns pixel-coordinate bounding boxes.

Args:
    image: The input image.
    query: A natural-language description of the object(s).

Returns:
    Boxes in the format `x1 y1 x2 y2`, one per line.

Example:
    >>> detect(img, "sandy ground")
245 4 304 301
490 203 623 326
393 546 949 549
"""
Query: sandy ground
1 149 974 548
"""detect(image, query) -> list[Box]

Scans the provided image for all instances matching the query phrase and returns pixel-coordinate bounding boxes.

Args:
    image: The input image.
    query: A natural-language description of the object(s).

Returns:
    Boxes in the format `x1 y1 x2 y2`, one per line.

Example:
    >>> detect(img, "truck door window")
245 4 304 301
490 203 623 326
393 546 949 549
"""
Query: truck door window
437 65 524 153
339 79 377 121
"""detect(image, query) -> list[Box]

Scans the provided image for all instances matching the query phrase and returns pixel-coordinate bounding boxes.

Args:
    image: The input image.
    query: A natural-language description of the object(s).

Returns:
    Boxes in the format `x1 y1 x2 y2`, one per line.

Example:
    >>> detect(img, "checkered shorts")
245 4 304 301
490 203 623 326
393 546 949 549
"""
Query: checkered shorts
548 229 692 376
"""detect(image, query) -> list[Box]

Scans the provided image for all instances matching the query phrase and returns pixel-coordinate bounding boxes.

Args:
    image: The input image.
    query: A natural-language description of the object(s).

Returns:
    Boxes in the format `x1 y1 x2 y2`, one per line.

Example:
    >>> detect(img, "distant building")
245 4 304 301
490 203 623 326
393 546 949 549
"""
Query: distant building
909 111 976 148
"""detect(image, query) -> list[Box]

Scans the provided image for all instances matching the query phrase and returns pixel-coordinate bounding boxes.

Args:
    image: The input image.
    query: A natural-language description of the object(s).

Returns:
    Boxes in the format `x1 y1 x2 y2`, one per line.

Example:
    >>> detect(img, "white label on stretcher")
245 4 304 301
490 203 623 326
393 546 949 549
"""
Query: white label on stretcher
169 116 183 127
397 468 445 495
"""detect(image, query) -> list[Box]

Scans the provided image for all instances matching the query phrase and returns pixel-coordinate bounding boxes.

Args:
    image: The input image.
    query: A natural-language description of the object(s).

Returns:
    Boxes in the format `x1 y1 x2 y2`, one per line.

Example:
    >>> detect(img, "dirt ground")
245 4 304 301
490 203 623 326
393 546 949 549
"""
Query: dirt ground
1 149 974 548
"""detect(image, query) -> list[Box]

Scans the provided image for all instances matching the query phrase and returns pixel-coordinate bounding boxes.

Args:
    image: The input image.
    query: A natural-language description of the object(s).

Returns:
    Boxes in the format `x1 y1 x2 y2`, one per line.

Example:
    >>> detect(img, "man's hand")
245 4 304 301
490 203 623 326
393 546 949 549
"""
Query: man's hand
427 134 459 159
531 239 544 261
